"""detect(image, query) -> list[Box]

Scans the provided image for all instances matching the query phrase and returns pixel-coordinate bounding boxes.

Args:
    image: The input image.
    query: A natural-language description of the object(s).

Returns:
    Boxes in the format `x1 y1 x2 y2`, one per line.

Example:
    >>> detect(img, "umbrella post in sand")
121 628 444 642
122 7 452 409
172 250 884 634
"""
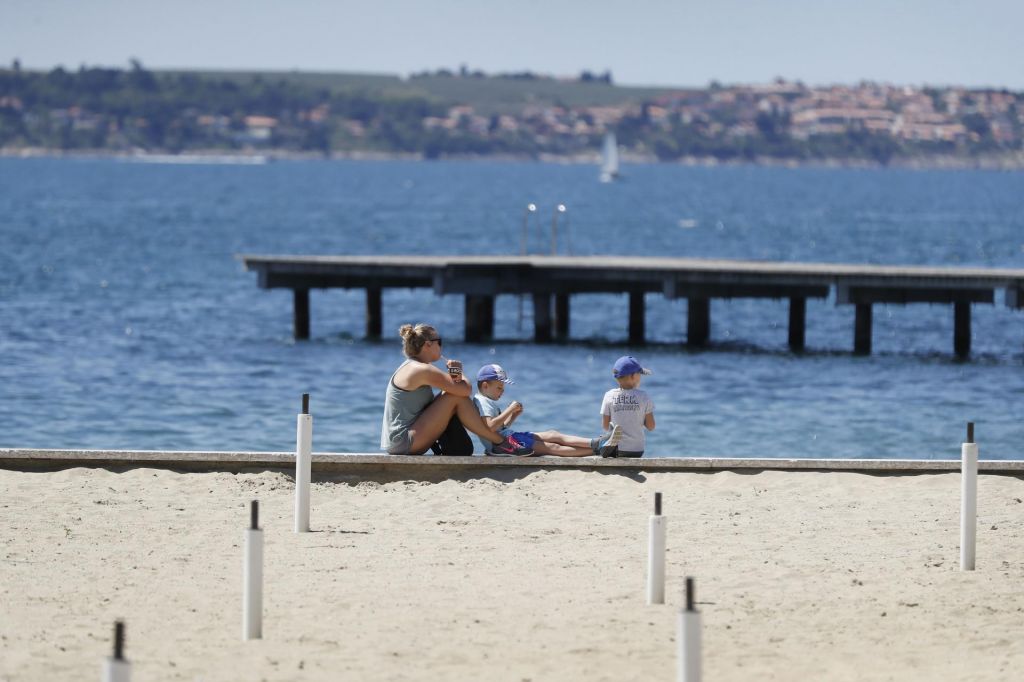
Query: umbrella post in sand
961 421 978 571
295 393 312 533
648 492 666 605
677 577 701 682
102 620 131 682
243 500 263 640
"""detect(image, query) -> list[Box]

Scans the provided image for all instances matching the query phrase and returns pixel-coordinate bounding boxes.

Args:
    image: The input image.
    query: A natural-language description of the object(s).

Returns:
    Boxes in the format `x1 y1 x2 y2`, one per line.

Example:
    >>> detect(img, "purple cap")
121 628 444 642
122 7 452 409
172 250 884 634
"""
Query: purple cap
612 356 652 378
476 363 515 384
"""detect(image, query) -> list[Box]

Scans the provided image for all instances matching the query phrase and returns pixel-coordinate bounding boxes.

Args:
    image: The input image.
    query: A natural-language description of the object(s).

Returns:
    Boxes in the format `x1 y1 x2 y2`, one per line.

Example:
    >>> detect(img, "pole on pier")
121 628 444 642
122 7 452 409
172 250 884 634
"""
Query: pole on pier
853 303 872 355
295 394 312 533
647 492 666 605
551 204 566 254
243 500 263 640
961 422 978 571
518 203 537 332
533 293 552 343
521 203 536 256
465 295 495 343
366 287 382 339
563 209 572 255
554 293 570 340
954 301 971 359
293 289 310 340
677 578 701 682
788 296 806 352
629 291 646 345
687 298 710 347
102 620 131 682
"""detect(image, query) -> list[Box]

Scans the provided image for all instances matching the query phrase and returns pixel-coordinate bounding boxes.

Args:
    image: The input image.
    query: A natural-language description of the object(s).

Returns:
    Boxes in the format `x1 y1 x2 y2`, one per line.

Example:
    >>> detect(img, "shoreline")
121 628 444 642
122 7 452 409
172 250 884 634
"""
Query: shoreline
2 146 1023 171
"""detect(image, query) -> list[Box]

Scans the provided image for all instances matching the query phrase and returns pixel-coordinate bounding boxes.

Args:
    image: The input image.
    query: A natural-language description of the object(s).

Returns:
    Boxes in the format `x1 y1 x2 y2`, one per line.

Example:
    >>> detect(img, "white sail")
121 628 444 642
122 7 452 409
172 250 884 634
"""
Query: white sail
599 132 619 182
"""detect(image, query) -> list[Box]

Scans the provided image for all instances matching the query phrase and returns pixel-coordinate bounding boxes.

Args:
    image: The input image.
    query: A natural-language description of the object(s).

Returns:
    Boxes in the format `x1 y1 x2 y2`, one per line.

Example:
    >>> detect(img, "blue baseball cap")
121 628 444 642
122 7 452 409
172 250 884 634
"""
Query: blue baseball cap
476 363 515 384
612 356 652 378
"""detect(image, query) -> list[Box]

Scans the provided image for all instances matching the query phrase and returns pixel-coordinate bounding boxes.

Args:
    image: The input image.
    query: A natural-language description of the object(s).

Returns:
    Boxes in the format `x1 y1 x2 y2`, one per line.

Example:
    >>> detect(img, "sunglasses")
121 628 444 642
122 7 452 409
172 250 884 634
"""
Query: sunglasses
428 337 443 345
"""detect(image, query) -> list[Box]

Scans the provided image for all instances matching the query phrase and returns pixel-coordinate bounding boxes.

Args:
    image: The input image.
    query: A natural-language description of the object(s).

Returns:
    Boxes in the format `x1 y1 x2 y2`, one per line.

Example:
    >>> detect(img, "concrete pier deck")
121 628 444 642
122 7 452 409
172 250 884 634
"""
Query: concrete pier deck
239 254 1024 357
3 449 1023 477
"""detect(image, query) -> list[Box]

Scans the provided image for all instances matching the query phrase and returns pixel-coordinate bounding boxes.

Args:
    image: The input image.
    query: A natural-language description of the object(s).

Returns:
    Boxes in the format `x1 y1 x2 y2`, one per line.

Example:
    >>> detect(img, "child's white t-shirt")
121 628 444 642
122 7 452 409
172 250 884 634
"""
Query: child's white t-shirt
599 388 654 452
473 393 507 455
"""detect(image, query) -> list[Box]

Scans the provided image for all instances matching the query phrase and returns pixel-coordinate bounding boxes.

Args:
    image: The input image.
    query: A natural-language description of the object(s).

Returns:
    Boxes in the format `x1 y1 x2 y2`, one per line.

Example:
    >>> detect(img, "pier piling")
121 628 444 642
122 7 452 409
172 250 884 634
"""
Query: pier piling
854 303 872 355
293 289 310 340
687 298 710 347
532 293 552 343
554 293 570 340
366 287 382 339
629 291 646 345
954 301 971 358
788 297 806 351
465 295 495 343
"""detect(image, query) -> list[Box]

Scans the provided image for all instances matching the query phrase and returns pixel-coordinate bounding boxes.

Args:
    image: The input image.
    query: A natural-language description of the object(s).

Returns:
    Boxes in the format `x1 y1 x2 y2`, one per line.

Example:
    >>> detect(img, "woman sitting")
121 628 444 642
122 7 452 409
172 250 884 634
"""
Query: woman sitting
381 323 533 456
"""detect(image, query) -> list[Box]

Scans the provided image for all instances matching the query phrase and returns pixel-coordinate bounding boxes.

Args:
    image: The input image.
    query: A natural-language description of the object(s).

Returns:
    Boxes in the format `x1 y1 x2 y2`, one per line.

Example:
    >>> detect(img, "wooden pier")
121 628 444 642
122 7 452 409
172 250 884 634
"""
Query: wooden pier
240 254 1024 358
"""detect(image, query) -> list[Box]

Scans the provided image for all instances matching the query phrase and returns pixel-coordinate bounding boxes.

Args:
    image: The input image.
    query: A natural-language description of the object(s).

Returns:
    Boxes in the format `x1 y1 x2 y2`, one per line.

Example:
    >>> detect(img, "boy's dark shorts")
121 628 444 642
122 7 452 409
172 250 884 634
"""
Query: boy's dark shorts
616 450 644 458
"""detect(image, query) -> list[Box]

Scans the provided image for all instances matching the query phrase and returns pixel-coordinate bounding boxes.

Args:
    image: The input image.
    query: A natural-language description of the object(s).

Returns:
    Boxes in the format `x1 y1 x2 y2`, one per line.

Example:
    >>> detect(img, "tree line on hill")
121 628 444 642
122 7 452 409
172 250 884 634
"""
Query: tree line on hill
0 62 1019 165
410 65 614 83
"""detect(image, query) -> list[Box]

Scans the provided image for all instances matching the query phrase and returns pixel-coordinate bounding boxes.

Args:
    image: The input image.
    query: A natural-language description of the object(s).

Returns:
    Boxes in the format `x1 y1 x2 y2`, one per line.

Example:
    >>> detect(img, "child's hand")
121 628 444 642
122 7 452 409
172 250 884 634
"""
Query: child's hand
510 401 524 415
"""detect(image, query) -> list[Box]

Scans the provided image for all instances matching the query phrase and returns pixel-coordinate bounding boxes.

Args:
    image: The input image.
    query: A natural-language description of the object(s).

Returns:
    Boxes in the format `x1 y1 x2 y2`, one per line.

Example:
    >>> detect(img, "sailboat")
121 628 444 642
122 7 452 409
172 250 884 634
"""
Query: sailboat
599 131 620 183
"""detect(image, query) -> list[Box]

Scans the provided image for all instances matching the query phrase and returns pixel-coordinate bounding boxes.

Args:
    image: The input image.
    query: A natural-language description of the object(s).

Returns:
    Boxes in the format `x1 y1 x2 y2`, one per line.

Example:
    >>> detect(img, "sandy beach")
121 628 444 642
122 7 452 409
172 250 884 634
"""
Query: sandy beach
2 464 1023 681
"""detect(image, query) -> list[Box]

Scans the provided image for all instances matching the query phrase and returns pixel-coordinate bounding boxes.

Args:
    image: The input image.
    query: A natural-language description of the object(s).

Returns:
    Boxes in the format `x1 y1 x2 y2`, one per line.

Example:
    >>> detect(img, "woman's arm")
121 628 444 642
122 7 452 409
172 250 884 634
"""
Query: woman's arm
421 363 472 397
397 362 472 397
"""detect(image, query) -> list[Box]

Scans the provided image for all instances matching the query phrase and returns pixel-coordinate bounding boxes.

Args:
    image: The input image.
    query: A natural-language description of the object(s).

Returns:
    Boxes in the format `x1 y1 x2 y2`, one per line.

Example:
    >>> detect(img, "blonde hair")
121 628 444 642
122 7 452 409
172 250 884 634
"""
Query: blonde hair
398 323 437 358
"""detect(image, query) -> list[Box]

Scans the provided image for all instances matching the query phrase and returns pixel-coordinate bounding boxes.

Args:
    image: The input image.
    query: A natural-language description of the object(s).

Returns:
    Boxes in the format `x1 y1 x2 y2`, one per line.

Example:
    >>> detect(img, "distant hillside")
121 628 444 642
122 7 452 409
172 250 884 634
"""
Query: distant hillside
156 68 684 115
1 64 1021 167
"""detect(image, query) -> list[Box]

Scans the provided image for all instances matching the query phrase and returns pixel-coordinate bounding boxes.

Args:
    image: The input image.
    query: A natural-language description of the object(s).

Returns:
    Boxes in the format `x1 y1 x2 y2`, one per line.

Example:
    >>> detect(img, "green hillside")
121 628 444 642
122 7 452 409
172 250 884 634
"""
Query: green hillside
3 64 1019 165
155 68 684 114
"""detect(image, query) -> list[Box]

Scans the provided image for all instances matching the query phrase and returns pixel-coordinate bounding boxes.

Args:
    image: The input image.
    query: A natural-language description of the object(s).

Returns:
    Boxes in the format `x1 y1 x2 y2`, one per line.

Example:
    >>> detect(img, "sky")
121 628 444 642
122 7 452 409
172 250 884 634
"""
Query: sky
3 0 1023 90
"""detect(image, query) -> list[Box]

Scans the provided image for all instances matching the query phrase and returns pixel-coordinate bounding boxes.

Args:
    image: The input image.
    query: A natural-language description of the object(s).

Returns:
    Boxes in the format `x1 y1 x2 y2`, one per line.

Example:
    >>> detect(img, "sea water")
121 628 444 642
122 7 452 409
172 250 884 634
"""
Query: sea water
1 157 1022 458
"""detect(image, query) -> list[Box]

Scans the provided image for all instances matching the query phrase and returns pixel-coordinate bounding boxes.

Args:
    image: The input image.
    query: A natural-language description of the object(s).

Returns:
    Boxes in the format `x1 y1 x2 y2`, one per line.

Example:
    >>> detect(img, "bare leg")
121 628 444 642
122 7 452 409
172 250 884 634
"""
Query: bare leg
534 429 593 449
409 393 503 454
452 395 504 440
533 440 595 458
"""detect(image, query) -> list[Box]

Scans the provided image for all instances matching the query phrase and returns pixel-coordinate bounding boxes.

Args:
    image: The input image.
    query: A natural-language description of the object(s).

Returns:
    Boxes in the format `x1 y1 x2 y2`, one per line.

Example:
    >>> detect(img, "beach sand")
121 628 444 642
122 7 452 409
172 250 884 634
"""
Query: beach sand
2 465 1023 681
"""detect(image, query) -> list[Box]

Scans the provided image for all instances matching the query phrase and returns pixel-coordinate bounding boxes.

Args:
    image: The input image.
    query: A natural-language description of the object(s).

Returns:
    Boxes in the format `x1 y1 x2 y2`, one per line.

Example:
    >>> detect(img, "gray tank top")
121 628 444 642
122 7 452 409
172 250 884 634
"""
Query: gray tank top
380 360 435 450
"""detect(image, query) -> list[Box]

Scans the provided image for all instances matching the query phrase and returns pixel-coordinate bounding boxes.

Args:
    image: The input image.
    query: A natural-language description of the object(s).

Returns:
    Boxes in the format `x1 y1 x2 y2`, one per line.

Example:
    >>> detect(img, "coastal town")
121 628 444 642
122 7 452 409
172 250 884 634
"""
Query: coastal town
1 63 1022 166
422 80 1013 142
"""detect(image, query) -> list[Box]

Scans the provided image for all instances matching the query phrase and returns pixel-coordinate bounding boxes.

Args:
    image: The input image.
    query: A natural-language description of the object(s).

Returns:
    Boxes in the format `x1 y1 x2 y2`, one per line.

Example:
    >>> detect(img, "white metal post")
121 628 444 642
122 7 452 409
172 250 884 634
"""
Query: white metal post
961 422 978 571
678 578 701 682
243 500 263 640
101 621 131 682
648 492 666 605
295 393 312 533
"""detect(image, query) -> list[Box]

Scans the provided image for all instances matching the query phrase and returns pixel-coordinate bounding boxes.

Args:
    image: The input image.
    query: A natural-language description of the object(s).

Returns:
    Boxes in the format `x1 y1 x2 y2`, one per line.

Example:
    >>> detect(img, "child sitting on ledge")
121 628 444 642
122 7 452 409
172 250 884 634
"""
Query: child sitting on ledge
599 356 656 458
472 364 621 457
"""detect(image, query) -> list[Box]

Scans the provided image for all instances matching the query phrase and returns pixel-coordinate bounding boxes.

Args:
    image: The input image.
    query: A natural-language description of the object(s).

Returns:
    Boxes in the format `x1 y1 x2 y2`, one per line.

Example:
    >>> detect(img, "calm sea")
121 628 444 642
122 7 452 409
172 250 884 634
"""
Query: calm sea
1 157 1022 458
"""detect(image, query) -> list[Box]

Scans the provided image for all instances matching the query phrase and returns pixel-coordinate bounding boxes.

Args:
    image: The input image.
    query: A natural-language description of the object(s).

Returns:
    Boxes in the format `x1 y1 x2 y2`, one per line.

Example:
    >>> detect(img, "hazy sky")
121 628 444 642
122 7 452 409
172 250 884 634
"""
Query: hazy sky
4 0 1022 89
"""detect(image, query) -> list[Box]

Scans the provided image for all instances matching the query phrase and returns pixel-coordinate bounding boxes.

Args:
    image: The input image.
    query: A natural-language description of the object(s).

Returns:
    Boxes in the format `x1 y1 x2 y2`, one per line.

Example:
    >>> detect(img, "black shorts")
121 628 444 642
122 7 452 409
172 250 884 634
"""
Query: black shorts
429 415 473 456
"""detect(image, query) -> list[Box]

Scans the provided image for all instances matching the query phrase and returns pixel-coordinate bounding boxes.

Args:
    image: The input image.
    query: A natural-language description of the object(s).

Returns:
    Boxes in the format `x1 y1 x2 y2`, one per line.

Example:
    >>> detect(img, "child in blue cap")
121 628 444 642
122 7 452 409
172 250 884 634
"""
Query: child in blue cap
600 356 655 458
473 363 622 457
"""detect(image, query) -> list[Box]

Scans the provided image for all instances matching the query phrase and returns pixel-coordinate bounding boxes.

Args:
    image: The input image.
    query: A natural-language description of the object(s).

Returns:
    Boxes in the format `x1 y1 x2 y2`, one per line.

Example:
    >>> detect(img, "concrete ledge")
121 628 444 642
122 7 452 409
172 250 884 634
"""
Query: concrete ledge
1 449 1023 476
